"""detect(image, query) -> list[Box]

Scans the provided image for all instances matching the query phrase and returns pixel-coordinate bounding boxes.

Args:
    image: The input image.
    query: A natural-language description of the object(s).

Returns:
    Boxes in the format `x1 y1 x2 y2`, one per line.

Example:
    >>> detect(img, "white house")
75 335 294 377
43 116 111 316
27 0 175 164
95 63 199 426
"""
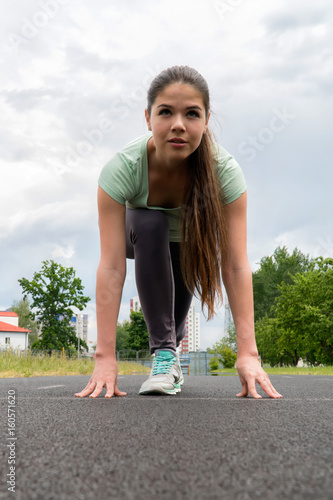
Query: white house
0 312 30 350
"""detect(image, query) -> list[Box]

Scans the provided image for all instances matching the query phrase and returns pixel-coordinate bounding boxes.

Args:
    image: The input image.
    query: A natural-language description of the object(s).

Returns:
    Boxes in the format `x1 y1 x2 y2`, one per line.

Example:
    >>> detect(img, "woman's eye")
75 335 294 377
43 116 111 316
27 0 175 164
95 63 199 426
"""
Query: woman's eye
157 109 200 118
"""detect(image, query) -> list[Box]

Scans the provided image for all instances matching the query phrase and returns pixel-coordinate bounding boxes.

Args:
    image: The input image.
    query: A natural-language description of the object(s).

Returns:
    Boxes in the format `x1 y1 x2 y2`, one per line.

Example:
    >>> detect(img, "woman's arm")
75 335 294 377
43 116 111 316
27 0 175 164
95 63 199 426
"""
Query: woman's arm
95 186 127 357
75 186 127 398
222 191 282 399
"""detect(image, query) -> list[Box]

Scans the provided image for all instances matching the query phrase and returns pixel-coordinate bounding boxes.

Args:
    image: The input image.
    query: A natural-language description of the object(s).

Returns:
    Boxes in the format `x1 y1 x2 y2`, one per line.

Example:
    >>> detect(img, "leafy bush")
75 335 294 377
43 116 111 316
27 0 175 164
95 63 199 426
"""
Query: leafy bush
209 357 220 372
220 346 237 369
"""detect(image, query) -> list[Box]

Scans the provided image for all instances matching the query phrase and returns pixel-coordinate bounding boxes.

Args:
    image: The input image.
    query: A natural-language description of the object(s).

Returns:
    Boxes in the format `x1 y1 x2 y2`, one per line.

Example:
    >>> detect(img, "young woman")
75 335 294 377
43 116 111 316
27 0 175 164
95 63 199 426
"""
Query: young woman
75 66 282 399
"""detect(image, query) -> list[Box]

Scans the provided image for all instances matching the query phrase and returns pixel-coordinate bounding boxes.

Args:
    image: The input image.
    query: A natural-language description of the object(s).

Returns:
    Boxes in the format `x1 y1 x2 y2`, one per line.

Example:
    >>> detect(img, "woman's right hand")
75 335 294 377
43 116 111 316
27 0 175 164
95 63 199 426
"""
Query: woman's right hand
74 354 127 399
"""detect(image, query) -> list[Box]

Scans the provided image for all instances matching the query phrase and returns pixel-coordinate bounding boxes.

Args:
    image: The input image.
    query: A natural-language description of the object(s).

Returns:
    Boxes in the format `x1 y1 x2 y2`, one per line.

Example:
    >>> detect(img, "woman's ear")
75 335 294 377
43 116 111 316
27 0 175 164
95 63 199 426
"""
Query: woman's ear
145 109 151 131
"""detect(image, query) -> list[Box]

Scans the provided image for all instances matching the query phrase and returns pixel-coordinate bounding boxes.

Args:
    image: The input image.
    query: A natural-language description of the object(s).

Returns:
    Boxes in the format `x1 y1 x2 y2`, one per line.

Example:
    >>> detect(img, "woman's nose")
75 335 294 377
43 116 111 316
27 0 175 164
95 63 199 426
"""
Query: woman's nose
171 115 186 131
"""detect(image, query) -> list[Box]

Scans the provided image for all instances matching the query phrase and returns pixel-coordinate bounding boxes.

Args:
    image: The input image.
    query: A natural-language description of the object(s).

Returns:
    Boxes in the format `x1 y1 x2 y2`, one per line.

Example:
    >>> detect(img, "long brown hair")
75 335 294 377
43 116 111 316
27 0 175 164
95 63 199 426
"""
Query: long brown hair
147 66 227 320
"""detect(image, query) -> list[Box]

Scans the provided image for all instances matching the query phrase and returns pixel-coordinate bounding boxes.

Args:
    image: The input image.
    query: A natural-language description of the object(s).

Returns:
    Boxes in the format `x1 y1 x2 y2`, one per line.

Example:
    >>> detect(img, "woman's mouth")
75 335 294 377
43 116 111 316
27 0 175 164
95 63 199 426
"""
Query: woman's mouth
168 138 187 148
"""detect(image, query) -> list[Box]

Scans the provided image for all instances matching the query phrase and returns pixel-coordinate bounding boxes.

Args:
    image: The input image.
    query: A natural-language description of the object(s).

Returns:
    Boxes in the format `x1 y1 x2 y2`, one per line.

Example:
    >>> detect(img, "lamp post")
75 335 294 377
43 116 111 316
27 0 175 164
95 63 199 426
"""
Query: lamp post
76 314 80 359
78 332 80 359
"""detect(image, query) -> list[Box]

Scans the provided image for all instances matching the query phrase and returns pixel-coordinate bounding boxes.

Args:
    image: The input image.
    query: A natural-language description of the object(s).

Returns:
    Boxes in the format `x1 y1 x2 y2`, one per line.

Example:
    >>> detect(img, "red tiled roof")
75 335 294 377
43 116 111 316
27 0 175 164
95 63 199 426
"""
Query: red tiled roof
0 312 18 317
0 321 30 333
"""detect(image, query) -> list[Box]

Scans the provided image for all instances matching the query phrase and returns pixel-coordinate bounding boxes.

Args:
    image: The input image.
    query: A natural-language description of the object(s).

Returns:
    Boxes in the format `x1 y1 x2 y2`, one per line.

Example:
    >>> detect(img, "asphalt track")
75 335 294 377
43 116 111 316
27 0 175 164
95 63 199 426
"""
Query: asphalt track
1 374 333 500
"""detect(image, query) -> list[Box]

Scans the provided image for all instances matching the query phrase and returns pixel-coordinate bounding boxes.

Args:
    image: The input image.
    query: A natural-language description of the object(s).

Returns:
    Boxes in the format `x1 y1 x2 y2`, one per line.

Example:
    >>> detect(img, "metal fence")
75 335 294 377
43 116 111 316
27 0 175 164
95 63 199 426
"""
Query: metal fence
116 350 223 375
187 352 224 376
116 350 152 368
0 348 90 359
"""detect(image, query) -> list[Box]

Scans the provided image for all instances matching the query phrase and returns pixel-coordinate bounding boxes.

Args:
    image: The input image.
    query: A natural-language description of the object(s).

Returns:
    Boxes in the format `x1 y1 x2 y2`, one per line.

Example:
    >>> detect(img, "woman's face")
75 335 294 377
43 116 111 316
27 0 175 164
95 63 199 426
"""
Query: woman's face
145 83 210 164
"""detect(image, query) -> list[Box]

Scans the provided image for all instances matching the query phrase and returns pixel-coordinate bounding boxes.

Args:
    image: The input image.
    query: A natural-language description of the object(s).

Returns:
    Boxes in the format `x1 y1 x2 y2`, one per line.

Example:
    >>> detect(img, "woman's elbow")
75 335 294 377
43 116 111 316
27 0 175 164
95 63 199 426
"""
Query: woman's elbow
222 260 252 282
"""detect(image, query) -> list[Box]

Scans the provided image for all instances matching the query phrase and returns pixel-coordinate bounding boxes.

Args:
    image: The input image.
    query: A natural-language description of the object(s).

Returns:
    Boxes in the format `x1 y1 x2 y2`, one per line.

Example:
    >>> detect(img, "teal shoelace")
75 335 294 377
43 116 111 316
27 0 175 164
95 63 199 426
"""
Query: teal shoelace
152 356 175 375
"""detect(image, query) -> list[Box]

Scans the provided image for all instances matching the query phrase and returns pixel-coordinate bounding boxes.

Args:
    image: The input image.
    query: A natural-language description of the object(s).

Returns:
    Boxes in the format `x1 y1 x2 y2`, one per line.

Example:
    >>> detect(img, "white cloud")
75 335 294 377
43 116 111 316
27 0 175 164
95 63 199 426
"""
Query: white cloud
51 244 75 259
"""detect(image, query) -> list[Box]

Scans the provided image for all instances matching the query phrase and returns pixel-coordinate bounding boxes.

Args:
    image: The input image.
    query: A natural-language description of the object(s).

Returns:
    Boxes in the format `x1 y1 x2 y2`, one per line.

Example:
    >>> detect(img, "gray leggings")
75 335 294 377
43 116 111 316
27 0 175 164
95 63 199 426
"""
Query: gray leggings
126 208 193 354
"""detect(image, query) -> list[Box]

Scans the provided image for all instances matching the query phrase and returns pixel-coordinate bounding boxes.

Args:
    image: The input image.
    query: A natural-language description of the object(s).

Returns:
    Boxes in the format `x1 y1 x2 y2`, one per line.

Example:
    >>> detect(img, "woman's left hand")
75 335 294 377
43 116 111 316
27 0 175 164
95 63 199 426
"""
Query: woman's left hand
236 355 283 399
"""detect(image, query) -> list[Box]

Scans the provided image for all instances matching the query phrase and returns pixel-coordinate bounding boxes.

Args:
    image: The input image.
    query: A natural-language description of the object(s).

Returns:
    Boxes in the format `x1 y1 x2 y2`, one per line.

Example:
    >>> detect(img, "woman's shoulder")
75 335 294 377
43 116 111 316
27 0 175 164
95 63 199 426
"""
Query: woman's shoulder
211 140 247 204
98 133 151 205
113 133 152 167
211 141 239 168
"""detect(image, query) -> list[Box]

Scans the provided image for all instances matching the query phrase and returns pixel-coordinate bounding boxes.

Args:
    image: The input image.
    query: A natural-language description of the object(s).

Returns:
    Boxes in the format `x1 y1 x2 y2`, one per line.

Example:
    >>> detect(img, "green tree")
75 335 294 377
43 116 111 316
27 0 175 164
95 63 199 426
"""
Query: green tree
207 324 237 353
125 309 149 351
255 316 279 366
18 260 90 352
116 320 130 351
11 298 39 347
255 316 295 366
253 246 313 322
211 336 237 368
274 257 333 366
208 357 220 372
220 345 237 368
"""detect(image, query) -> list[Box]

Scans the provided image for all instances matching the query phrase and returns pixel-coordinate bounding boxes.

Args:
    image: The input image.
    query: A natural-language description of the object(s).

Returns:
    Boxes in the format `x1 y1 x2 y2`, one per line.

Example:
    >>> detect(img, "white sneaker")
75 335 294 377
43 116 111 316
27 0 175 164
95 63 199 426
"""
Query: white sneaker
139 350 183 395
176 351 184 386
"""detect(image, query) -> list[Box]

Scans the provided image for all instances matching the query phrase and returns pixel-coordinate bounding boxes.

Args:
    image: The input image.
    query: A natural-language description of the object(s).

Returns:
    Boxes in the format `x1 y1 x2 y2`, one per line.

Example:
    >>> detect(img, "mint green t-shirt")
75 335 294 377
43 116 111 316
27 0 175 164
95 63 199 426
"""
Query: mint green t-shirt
98 133 247 242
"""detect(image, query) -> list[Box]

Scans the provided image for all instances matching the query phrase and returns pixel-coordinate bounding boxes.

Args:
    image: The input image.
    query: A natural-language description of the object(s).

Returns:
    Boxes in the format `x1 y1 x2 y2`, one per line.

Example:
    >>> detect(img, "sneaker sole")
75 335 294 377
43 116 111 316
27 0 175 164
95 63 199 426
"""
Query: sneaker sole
139 382 182 396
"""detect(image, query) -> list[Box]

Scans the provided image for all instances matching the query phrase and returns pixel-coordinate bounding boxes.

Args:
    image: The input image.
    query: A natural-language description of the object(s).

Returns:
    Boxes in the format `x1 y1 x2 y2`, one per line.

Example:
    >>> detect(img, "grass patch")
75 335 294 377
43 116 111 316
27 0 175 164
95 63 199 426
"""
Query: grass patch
264 366 333 376
1 349 332 378
211 366 333 376
210 368 238 376
0 349 151 378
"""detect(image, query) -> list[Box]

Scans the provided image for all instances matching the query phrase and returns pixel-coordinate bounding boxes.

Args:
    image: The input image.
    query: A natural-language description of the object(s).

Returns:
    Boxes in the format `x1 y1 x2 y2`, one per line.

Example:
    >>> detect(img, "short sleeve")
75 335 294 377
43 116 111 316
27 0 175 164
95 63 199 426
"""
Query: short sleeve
213 144 247 205
98 152 136 205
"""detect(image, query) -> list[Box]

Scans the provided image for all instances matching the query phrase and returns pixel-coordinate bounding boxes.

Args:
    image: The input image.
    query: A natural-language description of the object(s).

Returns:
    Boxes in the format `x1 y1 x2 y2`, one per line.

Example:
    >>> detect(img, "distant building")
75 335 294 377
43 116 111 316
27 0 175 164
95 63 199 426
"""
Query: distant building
130 296 141 313
0 311 30 350
71 314 88 343
181 299 201 354
57 314 89 343
130 296 200 353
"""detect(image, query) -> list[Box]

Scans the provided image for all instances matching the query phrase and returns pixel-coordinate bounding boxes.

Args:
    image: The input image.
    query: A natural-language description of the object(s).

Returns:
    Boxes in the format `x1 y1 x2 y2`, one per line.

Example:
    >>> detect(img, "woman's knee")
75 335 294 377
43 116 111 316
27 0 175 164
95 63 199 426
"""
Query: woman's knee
129 209 169 241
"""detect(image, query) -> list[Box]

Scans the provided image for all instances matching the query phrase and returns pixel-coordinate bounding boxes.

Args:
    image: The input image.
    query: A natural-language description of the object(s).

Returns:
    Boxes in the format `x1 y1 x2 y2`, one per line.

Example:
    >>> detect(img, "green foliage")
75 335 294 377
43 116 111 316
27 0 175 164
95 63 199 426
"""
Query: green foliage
220 346 237 368
125 309 149 351
209 324 237 353
211 335 237 368
274 257 333 366
255 257 333 367
208 248 332 368
116 320 130 351
208 357 220 371
30 320 81 352
18 260 90 352
255 316 294 366
252 246 313 322
11 298 39 347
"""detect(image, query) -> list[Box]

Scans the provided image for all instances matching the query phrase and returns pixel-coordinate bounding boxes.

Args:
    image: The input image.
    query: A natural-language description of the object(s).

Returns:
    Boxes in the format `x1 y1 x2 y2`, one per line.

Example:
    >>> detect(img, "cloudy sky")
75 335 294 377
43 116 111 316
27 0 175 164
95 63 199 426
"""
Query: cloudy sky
1 0 332 350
